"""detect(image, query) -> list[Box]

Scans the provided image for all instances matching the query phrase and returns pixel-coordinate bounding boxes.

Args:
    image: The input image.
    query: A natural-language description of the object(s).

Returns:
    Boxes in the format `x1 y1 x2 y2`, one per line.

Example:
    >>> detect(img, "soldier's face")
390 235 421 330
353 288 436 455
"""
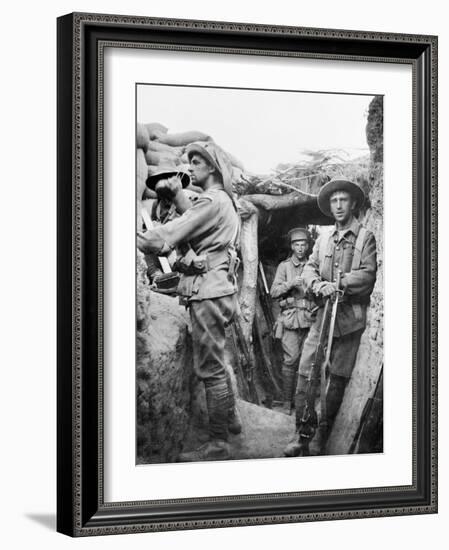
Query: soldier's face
329 190 355 225
291 239 308 259
188 154 214 188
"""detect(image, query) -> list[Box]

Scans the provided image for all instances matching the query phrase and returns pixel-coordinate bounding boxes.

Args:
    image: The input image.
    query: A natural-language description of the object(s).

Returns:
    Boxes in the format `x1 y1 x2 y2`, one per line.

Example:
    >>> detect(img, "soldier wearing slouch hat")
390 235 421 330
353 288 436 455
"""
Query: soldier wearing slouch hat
137 141 241 462
284 178 377 456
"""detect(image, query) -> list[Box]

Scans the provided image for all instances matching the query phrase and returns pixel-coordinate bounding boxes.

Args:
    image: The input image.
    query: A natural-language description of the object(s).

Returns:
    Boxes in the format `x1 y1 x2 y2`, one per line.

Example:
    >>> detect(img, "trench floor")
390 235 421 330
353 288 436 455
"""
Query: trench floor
182 398 296 461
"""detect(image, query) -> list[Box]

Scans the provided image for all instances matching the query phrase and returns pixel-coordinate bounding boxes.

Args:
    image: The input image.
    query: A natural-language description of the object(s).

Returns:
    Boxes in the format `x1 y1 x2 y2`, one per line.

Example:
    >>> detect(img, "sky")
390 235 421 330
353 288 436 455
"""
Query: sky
137 84 375 174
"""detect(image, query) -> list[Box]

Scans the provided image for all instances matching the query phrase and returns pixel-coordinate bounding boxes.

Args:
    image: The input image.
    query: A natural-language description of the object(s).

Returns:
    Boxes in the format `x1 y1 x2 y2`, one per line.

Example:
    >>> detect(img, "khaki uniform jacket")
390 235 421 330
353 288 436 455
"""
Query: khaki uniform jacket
143 185 239 301
144 199 179 280
303 218 377 337
270 256 316 329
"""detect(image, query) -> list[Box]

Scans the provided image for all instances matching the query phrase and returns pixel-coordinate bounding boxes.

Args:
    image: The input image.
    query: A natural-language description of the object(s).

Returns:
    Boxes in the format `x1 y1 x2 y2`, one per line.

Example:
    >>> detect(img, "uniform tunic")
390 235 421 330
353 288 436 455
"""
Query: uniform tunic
298 218 377 378
144 192 197 282
270 256 316 367
145 186 239 301
140 185 239 439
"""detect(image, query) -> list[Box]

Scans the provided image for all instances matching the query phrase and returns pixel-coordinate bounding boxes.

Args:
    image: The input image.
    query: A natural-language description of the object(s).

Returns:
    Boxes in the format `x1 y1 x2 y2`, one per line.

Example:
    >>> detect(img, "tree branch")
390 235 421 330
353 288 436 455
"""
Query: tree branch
242 193 317 211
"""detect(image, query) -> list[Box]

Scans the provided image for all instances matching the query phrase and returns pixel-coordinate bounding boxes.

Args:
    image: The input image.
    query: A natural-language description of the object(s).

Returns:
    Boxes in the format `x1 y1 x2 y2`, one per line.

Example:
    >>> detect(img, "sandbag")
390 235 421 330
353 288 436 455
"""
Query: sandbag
226 150 245 171
147 164 179 177
232 166 244 182
144 150 181 166
177 163 191 173
136 123 150 150
147 140 183 154
137 149 149 200
157 131 211 147
145 122 169 140
138 198 155 231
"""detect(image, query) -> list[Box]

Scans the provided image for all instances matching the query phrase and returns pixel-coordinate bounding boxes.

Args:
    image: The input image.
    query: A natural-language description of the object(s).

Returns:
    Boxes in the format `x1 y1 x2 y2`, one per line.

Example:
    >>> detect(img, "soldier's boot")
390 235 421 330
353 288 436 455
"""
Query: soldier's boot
228 403 242 435
178 439 231 462
179 378 232 462
226 371 242 435
284 428 316 457
281 363 297 415
284 378 310 456
283 433 303 457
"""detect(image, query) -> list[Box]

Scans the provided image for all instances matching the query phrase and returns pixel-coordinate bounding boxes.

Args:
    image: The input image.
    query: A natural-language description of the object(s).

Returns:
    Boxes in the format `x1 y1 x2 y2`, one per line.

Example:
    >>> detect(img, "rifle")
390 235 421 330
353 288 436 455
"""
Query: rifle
253 313 282 398
297 271 342 456
318 270 342 452
258 262 275 329
231 318 260 405
255 262 282 397
349 366 383 454
229 324 251 402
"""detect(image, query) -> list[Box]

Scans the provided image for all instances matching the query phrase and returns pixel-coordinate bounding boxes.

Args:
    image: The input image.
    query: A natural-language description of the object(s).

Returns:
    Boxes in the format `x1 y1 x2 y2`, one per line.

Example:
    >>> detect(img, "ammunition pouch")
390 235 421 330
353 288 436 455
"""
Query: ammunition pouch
175 246 239 302
277 296 317 331
175 248 208 275
175 247 239 277
279 296 295 310
279 297 316 312
315 293 370 308
227 247 240 284
273 319 284 339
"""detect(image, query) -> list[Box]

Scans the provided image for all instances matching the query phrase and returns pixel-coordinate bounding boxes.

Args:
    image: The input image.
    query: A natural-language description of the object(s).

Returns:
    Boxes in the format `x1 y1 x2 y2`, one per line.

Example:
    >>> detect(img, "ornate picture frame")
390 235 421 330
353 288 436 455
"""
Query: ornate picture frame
57 12 437 536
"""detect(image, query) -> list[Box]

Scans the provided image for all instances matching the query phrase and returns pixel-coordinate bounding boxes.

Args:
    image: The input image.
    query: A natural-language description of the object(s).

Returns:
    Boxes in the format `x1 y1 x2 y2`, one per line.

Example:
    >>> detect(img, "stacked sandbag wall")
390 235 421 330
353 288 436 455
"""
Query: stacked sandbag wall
136 122 246 226
136 251 194 464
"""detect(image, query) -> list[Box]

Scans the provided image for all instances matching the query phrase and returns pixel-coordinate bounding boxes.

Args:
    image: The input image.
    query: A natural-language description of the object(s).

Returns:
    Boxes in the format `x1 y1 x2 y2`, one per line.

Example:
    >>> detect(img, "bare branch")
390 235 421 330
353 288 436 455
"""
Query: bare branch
242 193 317 211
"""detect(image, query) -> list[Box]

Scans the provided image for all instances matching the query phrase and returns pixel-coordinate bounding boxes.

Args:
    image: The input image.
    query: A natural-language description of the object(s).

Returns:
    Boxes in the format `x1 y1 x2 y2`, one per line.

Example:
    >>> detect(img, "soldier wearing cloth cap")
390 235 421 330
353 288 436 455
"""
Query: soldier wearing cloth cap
284 178 377 456
270 227 317 414
137 142 241 462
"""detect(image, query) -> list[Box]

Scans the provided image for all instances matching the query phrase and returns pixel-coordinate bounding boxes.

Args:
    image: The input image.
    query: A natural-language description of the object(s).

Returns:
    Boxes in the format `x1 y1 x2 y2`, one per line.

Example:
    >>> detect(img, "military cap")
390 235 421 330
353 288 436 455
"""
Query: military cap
317 178 366 217
287 227 311 243
146 164 190 190
186 141 233 199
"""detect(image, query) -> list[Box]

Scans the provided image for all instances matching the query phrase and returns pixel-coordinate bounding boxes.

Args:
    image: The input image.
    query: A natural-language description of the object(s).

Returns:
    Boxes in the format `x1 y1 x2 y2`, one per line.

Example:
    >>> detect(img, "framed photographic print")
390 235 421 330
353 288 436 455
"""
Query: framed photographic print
57 12 437 536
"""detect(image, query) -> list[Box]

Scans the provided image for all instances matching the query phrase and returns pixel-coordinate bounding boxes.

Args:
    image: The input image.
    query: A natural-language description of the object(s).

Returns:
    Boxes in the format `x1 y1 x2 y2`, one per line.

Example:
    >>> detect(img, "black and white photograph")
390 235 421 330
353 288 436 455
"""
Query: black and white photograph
135 84 383 465
1 0 443 545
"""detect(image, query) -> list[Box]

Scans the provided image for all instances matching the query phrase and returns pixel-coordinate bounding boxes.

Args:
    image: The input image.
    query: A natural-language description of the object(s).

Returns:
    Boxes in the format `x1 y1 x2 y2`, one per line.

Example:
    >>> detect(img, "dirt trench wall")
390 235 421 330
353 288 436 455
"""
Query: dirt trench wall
136 252 194 464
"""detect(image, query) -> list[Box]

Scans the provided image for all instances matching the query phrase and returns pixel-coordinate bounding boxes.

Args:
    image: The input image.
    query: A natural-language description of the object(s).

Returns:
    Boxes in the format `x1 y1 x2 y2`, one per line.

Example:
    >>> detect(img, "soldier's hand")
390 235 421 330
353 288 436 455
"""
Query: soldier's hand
137 231 165 255
320 282 337 297
137 231 152 254
148 271 163 286
291 275 303 289
155 176 182 200
138 231 171 256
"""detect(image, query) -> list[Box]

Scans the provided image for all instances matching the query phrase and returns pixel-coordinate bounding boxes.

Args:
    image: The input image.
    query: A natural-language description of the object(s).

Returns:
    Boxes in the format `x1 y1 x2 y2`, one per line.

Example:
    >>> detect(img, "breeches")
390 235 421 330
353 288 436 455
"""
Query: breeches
189 295 237 440
189 295 237 381
298 325 363 379
281 327 309 366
